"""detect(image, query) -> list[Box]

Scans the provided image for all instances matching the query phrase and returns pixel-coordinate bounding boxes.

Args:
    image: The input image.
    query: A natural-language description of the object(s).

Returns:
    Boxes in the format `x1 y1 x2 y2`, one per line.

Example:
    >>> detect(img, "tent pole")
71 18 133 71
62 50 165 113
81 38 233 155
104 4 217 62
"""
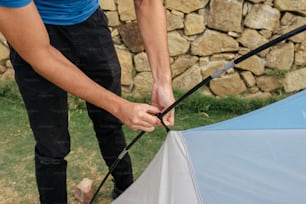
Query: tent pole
89 24 306 203
161 24 306 117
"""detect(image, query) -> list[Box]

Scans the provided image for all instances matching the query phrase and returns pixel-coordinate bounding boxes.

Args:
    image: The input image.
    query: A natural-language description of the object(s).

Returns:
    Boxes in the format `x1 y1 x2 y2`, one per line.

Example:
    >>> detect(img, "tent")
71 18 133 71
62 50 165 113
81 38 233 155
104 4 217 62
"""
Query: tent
112 90 306 204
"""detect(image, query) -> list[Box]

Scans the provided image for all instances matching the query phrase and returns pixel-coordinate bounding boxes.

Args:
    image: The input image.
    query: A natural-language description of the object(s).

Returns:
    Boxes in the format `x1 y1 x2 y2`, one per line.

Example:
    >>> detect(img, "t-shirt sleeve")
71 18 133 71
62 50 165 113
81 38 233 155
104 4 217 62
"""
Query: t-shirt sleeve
0 0 32 8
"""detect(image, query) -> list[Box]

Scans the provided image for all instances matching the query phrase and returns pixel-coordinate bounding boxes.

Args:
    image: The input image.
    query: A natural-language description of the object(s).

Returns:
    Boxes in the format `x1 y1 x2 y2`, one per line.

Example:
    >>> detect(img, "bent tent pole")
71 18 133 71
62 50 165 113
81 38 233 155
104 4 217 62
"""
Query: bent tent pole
90 24 306 203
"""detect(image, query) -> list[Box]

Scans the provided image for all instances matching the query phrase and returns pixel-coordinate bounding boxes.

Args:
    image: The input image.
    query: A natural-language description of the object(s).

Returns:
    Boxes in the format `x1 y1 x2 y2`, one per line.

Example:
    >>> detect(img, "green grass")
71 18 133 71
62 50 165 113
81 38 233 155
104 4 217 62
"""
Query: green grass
0 81 285 203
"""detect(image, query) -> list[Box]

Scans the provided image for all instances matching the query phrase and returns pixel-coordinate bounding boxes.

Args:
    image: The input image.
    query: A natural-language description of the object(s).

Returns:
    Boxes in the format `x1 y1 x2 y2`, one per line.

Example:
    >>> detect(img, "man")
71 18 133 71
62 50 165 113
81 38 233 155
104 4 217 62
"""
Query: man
0 0 174 203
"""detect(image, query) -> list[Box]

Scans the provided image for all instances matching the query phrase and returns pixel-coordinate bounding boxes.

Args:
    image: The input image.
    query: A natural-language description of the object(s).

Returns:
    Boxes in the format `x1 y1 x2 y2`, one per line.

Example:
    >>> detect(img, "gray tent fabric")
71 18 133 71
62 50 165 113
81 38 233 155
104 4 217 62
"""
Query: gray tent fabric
113 131 201 204
113 90 306 204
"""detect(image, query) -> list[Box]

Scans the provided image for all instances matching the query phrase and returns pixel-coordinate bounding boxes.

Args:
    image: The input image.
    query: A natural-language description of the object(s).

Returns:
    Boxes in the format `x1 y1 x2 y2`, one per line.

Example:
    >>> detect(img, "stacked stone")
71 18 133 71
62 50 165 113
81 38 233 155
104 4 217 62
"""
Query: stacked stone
105 0 306 98
0 33 13 80
0 0 305 98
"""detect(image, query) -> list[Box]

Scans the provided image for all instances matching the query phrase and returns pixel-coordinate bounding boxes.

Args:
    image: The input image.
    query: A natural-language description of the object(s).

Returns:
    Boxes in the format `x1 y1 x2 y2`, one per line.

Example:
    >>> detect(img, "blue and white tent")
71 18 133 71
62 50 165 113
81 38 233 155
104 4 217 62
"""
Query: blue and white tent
113 90 306 204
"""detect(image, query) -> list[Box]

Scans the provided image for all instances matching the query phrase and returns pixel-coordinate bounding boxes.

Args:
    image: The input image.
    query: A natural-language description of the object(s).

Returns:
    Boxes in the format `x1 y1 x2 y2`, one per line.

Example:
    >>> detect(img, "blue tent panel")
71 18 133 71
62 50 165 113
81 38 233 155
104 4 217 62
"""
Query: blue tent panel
181 90 306 203
187 90 306 130
182 129 306 204
114 90 306 204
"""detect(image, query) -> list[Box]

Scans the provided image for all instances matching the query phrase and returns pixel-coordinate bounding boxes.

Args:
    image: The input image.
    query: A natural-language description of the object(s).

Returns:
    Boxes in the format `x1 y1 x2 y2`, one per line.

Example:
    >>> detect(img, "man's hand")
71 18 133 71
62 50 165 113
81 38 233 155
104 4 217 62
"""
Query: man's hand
134 0 175 128
117 101 161 132
151 83 175 127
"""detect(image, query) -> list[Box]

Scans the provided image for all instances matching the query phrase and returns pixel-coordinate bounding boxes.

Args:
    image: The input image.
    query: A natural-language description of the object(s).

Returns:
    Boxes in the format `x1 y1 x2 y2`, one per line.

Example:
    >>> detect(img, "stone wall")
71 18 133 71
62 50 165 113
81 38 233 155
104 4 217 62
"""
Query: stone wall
0 0 305 98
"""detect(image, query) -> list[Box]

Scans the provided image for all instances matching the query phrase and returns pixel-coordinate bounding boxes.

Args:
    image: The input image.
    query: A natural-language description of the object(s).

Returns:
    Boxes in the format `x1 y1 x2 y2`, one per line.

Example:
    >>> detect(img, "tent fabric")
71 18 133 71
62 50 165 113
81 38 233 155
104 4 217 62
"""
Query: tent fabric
189 89 306 131
112 90 306 204
182 129 306 204
113 131 201 204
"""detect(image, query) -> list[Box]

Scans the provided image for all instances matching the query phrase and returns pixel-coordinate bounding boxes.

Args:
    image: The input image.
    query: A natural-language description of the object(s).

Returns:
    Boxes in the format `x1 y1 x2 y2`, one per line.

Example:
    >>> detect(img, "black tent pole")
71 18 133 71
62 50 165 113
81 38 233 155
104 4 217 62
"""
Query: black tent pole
161 24 306 117
89 24 306 203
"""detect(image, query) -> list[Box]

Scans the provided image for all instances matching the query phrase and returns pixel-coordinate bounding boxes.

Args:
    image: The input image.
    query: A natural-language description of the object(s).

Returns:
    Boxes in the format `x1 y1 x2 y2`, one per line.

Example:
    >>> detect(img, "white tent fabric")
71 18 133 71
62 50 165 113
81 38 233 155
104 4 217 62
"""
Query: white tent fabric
113 90 306 204
113 131 201 204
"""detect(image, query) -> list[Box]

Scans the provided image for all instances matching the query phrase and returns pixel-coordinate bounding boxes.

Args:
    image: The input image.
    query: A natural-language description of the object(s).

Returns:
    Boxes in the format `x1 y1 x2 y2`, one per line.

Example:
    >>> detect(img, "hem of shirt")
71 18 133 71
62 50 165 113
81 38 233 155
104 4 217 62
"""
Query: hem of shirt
41 4 99 26
0 0 31 8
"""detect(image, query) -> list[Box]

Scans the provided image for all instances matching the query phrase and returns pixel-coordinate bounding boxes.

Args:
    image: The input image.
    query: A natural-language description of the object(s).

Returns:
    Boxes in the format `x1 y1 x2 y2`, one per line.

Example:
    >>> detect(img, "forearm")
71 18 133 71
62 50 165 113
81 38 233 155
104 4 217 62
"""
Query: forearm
0 1 163 132
32 46 127 116
0 2 126 117
134 0 175 125
134 0 172 86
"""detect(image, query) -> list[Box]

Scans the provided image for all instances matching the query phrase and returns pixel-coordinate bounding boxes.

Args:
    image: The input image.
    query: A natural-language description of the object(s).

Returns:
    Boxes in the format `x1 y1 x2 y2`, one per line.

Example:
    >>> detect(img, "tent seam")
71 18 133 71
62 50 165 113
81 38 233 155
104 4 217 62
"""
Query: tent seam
177 131 203 204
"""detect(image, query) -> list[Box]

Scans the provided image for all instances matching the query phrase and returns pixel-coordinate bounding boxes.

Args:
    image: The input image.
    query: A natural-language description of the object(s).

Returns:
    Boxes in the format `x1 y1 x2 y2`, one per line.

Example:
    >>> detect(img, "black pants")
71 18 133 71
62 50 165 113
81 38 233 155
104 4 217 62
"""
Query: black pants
10 8 133 204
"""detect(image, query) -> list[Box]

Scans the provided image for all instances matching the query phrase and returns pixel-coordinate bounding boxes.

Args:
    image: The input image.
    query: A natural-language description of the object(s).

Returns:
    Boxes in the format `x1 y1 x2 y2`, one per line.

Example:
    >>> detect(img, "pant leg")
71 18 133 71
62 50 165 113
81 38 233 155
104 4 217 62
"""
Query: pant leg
84 9 134 190
86 104 134 190
60 8 134 190
10 48 70 204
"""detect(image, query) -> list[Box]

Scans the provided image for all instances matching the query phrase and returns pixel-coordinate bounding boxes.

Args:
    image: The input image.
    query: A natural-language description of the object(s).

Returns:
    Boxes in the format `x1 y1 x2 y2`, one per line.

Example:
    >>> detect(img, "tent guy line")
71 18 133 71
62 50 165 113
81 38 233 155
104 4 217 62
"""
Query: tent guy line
89 24 306 203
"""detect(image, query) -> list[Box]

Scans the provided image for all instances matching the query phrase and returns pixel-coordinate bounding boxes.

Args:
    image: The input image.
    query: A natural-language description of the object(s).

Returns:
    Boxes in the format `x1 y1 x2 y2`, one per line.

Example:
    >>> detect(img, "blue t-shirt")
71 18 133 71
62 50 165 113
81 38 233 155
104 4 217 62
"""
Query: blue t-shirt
0 0 99 25
0 0 31 8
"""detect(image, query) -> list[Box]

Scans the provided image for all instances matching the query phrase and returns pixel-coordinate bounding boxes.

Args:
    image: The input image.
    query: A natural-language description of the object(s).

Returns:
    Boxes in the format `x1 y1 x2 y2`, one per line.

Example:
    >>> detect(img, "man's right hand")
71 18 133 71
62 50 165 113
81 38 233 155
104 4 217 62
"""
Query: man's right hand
117 102 161 132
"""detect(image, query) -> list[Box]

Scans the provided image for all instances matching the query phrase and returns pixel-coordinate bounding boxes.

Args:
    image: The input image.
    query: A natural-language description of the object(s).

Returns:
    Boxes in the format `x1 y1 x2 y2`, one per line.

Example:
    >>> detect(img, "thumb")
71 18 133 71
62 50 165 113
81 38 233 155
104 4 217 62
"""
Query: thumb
146 104 162 115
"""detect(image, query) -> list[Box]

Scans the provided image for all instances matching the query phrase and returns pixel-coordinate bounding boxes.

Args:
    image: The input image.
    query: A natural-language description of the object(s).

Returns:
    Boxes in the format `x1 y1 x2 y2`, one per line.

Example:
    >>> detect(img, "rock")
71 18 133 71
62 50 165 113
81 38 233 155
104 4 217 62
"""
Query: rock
134 52 150 72
0 68 14 80
168 31 190 56
0 64 6 74
100 0 116 11
165 0 209 13
166 10 184 31
235 55 265 75
237 29 269 56
295 50 306 66
280 12 296 26
115 47 133 86
210 73 247 97
241 71 256 87
274 0 306 16
256 75 281 92
191 30 239 56
201 60 228 79
266 42 294 70
283 68 306 92
173 64 202 91
75 178 94 204
5 59 12 68
184 13 205 36
133 72 153 97
118 22 144 53
207 0 243 32
249 86 260 93
117 0 136 21
0 0 305 98
278 17 306 43
210 53 235 61
0 43 9 61
244 4 280 31
171 55 198 77
104 11 120 26
248 0 265 3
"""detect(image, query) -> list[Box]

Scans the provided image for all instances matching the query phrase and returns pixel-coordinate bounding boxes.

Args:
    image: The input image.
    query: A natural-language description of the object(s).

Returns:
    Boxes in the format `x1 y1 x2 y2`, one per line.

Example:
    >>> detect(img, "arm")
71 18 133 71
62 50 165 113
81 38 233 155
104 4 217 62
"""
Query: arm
0 1 160 132
134 0 175 126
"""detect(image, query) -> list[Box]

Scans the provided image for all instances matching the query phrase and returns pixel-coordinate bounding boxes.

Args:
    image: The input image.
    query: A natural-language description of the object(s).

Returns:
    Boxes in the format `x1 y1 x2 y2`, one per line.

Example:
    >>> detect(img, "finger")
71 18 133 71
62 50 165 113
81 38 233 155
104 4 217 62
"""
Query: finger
161 109 175 126
132 104 160 128
131 124 156 132
129 117 157 130
144 105 162 126
145 105 161 115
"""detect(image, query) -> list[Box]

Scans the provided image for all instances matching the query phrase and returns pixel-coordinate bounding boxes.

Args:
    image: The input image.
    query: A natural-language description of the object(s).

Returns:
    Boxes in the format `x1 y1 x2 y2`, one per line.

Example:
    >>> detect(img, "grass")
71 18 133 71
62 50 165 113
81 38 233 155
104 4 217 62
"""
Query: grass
0 80 285 203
